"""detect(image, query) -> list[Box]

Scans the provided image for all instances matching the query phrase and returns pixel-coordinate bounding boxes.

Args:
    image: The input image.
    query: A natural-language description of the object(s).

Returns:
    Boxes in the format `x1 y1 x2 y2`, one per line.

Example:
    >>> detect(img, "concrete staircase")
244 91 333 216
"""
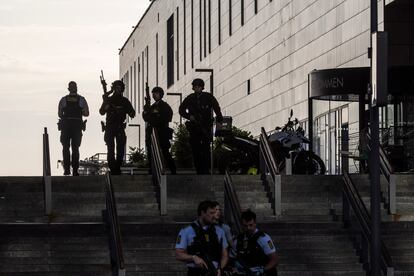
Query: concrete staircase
382 221 414 275
0 223 111 276
2 172 414 275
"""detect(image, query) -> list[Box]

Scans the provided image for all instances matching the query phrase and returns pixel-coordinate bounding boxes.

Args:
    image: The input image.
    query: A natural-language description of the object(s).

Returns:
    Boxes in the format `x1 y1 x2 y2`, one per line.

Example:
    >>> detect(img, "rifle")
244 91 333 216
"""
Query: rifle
234 259 255 276
100 70 113 98
144 82 151 109
197 251 219 276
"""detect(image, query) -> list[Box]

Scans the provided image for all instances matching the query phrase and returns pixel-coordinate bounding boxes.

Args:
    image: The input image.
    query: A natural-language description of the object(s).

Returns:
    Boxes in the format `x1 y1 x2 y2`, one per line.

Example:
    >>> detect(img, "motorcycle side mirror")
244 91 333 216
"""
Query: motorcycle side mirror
295 118 299 124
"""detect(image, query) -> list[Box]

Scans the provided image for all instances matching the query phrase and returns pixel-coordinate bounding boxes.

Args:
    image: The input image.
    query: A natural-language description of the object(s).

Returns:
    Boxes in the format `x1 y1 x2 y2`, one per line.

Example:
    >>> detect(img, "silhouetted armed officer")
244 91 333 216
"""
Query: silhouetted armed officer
234 210 278 276
143 86 176 174
179 78 223 174
58 81 89 176
176 200 229 276
99 80 135 175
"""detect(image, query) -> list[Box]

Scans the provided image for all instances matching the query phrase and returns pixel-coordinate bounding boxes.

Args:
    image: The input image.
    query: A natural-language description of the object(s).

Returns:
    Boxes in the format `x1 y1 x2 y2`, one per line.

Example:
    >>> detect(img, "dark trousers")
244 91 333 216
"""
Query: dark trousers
60 122 82 172
189 130 212 174
187 267 211 276
104 128 126 175
146 129 176 174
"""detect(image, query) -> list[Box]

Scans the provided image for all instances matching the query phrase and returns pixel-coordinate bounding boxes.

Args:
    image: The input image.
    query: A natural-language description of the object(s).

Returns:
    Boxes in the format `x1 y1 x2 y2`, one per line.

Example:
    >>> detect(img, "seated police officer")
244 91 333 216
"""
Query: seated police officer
58 81 89 176
176 200 229 276
142 86 176 174
99 80 135 175
179 78 223 174
234 210 278 276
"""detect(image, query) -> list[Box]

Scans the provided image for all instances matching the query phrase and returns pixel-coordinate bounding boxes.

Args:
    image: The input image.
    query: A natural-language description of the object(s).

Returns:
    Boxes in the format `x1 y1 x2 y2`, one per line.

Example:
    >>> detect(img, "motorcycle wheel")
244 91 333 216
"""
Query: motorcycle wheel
293 151 326 175
217 151 249 174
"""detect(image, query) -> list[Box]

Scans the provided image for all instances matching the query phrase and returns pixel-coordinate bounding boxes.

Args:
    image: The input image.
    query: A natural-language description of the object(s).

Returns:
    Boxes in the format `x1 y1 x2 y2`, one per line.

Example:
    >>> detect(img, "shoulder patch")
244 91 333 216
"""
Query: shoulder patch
176 234 181 244
268 240 274 250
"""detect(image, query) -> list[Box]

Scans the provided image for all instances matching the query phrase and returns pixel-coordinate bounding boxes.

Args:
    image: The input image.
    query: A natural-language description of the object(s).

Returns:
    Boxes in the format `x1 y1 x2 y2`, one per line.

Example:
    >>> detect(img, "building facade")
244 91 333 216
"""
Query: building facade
120 0 414 174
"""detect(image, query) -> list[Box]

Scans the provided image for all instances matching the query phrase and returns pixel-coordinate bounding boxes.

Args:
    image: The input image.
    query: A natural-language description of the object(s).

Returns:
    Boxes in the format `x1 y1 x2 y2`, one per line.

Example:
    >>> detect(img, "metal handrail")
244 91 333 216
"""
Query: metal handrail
42 127 52 215
342 170 393 275
103 172 125 276
224 171 242 235
259 127 281 217
151 128 167 215
366 132 396 214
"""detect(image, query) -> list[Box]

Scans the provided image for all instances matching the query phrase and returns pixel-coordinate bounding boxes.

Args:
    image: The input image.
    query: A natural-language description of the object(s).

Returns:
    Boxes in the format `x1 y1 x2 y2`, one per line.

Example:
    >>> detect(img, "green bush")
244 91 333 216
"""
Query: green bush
128 146 148 168
171 123 194 168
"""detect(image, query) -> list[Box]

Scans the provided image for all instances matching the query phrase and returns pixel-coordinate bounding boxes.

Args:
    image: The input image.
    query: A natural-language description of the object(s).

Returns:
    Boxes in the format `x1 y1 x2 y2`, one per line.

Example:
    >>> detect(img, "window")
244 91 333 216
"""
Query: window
134 61 137 112
138 57 141 110
229 0 232 36
177 7 180 81
247 79 251 95
199 0 202 61
184 0 187 74
142 51 145 108
218 0 221 45
208 0 211 53
167 14 175 87
204 0 207 58
191 0 194 68
241 0 244 26
156 34 159 86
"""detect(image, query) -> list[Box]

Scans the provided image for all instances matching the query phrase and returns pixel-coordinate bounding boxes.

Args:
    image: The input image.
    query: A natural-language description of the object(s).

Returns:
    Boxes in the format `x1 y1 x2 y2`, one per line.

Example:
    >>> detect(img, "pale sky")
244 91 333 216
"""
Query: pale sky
0 0 150 176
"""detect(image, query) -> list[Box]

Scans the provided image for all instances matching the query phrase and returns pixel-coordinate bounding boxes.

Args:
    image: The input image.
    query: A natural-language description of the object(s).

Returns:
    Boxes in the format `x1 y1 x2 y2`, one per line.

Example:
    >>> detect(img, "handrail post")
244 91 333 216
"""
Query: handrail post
274 175 282 217
43 127 52 216
160 174 167 215
286 152 293 175
151 128 167 216
389 174 396 215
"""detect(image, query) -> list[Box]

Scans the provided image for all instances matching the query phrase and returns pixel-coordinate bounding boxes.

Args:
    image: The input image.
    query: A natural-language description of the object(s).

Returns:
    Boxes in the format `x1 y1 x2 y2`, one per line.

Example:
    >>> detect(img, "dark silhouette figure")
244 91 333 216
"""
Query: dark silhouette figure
143 86 176 174
179 78 223 174
58 81 89 176
99 80 135 175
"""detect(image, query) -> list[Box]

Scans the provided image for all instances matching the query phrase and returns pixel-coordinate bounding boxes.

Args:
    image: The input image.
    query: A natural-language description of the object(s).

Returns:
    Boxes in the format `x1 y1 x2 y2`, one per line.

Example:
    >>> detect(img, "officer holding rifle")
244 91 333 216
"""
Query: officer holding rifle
99 72 135 175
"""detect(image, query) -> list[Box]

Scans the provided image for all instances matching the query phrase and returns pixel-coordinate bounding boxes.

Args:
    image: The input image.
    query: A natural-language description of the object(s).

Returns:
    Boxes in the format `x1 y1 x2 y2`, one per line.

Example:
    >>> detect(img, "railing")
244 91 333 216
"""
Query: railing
42 127 52 215
366 132 396 214
342 170 393 275
102 172 125 276
224 171 242 235
259 127 281 217
151 128 167 215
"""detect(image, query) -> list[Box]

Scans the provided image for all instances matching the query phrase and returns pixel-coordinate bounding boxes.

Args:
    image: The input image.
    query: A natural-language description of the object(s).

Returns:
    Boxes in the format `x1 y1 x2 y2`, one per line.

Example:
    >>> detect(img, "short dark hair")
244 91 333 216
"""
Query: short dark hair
241 209 256 222
211 201 220 208
197 200 215 216
192 78 205 89
152 86 164 97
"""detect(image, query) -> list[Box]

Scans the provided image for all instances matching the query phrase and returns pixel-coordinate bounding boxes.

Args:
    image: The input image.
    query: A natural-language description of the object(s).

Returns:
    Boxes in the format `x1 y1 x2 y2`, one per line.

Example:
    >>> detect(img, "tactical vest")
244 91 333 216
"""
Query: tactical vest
63 95 82 120
236 231 269 267
187 222 222 262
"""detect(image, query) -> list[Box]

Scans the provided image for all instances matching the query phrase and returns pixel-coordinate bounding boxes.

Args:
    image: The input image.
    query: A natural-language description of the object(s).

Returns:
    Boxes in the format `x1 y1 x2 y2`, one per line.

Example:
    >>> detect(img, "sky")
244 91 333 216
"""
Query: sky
0 0 150 176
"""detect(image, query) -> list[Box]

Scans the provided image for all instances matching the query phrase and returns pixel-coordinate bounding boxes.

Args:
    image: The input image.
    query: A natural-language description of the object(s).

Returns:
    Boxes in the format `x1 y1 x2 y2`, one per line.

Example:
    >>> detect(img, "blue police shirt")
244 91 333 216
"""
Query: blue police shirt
176 221 228 268
234 229 277 272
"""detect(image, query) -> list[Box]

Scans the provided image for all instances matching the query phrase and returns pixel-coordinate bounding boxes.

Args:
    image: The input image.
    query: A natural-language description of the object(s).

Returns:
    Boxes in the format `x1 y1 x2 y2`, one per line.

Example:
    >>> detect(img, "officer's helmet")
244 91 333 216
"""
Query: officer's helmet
112 80 125 92
152 86 164 98
191 78 205 89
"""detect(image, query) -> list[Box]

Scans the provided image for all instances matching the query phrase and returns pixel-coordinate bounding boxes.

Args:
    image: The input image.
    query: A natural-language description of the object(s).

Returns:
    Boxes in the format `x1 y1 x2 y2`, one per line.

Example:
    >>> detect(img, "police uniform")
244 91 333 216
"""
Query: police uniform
235 229 278 276
58 93 89 175
99 94 135 175
179 92 223 174
176 221 228 275
143 99 176 174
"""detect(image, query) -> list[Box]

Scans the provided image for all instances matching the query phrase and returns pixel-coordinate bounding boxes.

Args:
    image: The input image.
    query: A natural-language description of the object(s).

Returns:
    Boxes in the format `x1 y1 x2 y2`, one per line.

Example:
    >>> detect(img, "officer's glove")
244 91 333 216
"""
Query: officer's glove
256 267 265 275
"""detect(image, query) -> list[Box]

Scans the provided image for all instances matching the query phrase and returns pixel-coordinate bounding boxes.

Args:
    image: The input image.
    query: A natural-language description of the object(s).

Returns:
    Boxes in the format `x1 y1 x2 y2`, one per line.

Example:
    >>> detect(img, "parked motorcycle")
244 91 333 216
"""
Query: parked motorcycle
269 110 326 175
215 111 326 175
